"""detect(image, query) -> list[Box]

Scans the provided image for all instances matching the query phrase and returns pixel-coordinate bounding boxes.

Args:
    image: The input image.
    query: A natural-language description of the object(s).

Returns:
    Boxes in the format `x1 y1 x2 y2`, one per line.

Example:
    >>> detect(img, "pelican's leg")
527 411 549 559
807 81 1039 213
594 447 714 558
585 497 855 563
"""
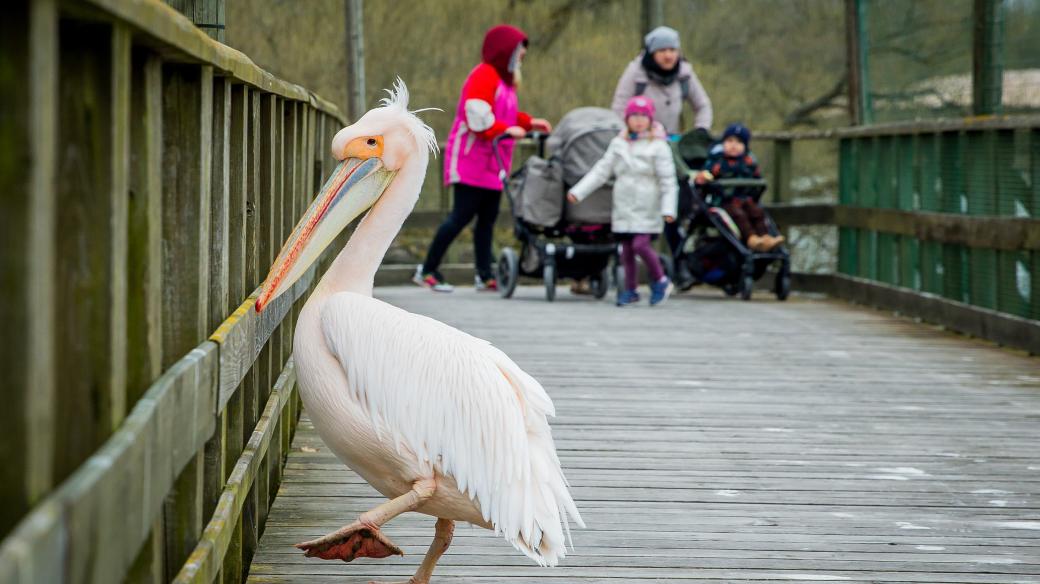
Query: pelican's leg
369 518 454 584
295 477 436 562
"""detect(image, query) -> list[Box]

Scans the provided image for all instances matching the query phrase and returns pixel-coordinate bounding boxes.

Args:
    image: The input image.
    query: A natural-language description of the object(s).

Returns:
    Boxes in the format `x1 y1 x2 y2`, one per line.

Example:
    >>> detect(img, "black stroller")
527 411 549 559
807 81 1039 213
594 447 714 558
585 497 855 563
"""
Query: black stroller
671 131 791 301
493 107 623 301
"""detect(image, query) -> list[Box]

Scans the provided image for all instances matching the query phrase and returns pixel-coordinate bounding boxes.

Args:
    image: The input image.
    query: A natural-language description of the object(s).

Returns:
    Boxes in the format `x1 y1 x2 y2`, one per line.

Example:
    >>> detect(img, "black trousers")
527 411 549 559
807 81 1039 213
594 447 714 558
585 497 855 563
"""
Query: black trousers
422 183 502 281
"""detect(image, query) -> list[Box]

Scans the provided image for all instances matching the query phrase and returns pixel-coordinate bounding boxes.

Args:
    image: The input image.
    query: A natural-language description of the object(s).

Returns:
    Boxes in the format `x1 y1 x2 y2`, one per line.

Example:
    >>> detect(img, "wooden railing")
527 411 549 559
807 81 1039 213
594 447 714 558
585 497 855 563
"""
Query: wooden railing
762 116 1040 354
0 1 346 582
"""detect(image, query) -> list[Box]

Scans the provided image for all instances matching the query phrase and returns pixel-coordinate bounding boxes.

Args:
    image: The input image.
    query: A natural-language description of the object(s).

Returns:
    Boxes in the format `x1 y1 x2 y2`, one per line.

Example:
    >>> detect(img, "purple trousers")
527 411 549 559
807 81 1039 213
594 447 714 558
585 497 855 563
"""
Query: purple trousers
620 233 664 291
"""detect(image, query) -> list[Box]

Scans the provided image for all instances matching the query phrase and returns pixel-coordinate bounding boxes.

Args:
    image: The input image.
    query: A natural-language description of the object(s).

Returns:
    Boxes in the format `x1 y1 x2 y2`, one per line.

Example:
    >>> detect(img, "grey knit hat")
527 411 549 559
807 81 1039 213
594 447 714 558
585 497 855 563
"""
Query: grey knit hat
644 26 681 53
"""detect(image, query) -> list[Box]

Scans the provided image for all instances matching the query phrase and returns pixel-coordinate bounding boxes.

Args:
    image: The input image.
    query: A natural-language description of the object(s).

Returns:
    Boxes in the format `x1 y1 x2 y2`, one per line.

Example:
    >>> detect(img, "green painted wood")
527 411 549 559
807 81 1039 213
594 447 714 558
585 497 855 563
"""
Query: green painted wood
917 133 940 212
160 63 213 581
939 132 965 214
876 136 896 210
0 0 58 540
769 139 791 203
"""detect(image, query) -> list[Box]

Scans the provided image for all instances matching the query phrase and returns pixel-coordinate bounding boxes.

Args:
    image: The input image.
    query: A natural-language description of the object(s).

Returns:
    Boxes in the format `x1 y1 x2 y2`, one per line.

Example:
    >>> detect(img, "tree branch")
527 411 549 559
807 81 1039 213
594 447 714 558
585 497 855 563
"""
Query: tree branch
783 74 847 127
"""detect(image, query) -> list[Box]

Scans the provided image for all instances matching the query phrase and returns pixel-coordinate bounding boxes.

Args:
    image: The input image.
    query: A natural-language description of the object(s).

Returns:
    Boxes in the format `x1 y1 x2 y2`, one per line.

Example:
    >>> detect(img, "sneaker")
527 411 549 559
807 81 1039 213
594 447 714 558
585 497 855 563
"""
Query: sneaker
474 276 498 292
616 289 640 307
650 276 674 306
413 264 454 292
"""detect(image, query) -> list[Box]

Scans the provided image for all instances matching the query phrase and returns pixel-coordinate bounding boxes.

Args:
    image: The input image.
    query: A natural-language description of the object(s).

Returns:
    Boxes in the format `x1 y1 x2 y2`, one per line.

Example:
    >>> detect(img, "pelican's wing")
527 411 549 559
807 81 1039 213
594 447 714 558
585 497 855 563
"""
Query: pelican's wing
319 292 582 565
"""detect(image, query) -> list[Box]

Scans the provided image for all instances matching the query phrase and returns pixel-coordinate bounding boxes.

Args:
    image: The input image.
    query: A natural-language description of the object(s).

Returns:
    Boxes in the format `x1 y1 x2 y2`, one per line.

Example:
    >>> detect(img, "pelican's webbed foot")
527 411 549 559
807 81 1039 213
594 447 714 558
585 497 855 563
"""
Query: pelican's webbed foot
295 521 403 562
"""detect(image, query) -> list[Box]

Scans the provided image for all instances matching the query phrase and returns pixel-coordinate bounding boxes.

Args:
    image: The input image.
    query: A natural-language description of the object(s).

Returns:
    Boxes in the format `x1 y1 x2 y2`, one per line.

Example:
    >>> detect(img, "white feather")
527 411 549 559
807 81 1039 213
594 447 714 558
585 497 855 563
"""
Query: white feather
318 292 584 566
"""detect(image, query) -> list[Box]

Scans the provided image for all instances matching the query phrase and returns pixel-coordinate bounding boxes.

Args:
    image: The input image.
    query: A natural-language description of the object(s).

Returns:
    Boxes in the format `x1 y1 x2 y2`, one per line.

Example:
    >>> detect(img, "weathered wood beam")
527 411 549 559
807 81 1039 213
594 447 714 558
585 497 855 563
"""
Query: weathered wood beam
173 363 296 584
0 0 58 541
77 0 345 121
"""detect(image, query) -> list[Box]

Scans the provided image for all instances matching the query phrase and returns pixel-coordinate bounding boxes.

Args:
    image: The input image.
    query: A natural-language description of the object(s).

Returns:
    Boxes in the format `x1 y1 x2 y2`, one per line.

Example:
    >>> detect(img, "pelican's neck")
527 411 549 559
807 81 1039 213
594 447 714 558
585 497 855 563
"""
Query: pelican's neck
318 150 427 297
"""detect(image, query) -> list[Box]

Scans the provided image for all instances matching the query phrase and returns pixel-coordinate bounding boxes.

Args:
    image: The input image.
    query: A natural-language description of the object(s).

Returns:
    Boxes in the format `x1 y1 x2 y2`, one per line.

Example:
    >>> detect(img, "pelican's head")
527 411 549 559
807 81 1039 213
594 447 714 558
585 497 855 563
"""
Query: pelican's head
255 79 437 312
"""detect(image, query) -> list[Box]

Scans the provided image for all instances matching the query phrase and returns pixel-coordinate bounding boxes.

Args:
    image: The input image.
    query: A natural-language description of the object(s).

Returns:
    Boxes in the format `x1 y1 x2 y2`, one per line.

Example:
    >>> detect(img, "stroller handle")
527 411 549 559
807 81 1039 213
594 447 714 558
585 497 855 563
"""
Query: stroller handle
492 131 549 180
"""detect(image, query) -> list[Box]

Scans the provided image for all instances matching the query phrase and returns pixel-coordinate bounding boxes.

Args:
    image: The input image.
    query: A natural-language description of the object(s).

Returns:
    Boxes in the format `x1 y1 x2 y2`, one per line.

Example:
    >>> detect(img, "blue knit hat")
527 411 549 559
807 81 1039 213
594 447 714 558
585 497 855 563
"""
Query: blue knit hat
722 123 751 147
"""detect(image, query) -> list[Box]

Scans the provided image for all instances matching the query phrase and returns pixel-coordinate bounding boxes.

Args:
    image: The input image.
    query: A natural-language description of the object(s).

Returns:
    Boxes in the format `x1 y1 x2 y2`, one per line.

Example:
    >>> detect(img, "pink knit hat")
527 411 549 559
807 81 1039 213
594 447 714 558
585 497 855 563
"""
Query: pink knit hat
624 96 655 120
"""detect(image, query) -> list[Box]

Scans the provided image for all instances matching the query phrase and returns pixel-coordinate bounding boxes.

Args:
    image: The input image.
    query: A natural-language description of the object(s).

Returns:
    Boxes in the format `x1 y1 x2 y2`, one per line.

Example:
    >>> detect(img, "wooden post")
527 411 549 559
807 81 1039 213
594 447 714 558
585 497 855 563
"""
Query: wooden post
0 0 58 539
165 0 225 43
345 0 366 120
845 0 872 125
972 0 1005 116
771 139 792 203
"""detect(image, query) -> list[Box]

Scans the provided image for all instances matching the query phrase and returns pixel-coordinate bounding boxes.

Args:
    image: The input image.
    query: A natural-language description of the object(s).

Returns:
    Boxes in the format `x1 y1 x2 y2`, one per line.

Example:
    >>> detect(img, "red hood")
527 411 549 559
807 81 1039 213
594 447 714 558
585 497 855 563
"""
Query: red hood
482 24 527 85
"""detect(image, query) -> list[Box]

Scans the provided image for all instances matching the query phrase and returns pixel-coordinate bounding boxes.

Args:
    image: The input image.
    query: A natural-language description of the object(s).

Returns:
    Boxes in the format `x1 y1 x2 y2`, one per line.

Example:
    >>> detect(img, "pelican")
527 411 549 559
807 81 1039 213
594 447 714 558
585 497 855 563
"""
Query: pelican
254 80 583 583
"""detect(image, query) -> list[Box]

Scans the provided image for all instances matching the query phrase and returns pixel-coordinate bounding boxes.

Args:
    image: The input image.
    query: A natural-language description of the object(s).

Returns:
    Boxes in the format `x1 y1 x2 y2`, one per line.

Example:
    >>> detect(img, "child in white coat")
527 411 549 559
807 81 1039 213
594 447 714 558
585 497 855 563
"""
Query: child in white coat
568 96 677 306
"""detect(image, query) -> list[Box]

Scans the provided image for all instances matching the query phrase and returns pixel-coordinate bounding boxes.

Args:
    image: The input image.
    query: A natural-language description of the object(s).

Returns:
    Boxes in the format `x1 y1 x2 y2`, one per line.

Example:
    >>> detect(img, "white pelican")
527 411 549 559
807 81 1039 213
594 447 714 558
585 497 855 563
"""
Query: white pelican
254 80 583 583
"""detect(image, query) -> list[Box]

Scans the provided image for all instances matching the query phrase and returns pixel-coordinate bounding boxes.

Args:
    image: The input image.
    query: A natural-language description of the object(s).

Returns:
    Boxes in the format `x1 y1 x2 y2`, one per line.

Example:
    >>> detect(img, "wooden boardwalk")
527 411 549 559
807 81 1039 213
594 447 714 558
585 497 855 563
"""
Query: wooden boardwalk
247 286 1040 583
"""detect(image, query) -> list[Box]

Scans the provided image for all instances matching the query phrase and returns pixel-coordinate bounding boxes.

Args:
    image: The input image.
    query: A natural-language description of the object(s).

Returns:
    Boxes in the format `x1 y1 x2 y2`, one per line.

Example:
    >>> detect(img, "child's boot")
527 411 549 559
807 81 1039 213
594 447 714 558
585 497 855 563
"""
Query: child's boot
650 276 674 306
746 234 766 251
763 234 786 250
616 289 640 307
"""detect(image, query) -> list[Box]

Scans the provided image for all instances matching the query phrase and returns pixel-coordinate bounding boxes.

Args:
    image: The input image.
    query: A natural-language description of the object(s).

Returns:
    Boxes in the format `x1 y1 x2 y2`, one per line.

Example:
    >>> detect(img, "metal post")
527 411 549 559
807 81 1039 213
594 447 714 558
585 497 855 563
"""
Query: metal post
642 0 664 35
345 0 366 121
845 0 872 125
973 0 1005 116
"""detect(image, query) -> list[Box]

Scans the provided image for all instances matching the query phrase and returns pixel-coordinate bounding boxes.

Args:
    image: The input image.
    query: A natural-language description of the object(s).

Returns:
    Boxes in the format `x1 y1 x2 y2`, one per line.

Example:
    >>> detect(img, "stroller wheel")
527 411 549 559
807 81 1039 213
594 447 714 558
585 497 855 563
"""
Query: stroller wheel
775 263 791 301
497 247 520 299
543 262 557 302
590 265 610 299
740 272 754 301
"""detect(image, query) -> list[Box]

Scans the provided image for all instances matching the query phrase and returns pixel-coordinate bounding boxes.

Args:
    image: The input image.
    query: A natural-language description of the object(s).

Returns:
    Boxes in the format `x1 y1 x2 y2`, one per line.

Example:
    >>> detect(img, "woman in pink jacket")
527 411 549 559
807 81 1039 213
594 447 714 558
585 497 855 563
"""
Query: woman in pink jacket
414 24 552 292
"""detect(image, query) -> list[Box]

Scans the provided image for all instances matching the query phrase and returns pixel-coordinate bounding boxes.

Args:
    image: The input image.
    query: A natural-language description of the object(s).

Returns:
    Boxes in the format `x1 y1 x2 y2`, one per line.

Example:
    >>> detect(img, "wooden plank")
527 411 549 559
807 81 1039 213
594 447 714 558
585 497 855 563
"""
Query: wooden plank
53 18 125 484
219 81 250 584
122 29 170 584
209 272 314 411
246 287 1040 582
0 343 217 584
240 86 263 571
174 363 297 584
160 63 213 581
829 274 1040 355
768 196 1040 263
202 75 232 530
74 0 346 121
830 206 1040 251
0 0 58 540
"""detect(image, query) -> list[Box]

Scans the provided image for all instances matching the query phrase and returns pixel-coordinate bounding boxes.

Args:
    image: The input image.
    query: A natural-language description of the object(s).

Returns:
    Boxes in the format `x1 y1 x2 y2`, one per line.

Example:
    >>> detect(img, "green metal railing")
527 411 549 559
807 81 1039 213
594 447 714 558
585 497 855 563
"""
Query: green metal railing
837 118 1039 320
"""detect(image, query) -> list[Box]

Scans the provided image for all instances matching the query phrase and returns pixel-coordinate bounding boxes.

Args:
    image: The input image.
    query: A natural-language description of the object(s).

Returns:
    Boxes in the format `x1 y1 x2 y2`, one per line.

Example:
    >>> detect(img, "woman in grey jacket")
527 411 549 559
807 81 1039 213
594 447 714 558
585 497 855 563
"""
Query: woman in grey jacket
611 26 713 135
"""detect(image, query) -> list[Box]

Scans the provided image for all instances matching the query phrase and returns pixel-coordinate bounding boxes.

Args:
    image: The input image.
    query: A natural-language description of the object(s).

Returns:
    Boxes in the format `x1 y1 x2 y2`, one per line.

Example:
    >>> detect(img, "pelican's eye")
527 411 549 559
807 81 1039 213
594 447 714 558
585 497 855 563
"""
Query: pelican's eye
343 135 384 160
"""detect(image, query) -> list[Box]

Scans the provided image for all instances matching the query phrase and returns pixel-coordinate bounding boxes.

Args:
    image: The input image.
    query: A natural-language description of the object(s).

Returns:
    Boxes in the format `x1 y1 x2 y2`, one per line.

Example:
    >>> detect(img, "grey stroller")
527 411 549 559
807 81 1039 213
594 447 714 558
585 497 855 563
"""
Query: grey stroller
493 107 623 301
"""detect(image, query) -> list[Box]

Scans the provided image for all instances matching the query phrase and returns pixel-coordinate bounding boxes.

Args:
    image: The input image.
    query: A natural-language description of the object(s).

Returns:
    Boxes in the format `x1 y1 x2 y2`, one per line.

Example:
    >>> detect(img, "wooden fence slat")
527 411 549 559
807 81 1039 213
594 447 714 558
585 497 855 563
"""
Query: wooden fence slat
203 75 232 532
174 363 297 584
76 0 345 120
54 18 124 484
160 62 213 581
240 87 263 570
0 343 217 584
0 0 58 540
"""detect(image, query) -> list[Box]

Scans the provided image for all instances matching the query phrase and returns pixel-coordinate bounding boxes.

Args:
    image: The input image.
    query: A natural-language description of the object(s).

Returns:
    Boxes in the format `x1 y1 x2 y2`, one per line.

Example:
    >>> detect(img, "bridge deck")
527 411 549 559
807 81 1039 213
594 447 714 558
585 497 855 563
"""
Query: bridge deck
247 287 1040 583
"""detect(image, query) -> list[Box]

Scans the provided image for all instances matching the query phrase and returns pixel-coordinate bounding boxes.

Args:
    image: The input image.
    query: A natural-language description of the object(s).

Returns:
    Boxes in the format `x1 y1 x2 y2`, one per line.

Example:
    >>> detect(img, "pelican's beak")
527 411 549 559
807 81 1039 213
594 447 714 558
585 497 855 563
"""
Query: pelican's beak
255 157 396 312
